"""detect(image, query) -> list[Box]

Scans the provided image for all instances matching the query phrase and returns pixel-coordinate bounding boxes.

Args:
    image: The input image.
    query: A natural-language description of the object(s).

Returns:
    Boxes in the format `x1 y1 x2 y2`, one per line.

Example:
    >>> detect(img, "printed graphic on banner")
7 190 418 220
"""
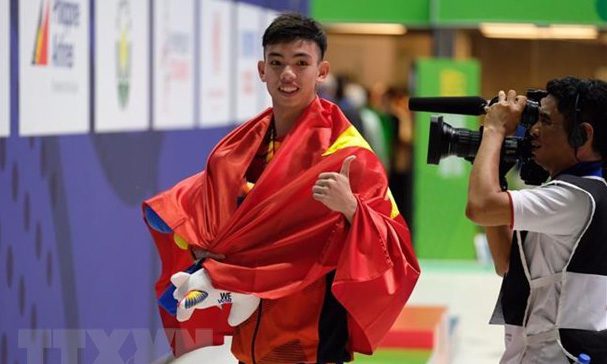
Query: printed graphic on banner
199 0 232 127
0 0 9 137
235 2 263 123
260 9 278 111
153 0 195 130
19 0 90 136
95 0 150 132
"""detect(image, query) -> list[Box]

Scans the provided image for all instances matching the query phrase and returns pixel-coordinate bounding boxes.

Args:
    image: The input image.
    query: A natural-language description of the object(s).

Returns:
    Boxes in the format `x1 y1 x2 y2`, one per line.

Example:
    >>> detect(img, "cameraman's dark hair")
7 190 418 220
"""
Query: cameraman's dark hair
546 76 607 161
262 13 327 60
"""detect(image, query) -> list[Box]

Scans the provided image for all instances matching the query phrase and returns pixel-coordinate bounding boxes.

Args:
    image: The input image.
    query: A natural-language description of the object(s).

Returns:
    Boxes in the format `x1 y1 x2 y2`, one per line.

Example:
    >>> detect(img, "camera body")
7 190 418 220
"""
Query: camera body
411 90 550 186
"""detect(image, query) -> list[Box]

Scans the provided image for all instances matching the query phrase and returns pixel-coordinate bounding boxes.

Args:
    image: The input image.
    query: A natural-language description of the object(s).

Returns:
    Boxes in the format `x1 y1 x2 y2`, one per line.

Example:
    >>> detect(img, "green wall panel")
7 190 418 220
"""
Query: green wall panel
413 59 480 260
310 0 429 25
435 0 607 25
311 0 607 26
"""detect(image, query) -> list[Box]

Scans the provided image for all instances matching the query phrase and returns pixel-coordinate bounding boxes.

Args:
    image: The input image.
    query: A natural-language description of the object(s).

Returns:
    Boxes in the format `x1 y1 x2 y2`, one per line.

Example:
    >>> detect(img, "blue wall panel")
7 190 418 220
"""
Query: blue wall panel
0 128 231 363
0 0 309 363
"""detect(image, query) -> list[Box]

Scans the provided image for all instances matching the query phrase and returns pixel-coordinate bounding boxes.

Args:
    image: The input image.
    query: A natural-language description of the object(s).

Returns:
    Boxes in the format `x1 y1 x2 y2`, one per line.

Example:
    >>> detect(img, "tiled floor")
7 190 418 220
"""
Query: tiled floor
408 261 504 364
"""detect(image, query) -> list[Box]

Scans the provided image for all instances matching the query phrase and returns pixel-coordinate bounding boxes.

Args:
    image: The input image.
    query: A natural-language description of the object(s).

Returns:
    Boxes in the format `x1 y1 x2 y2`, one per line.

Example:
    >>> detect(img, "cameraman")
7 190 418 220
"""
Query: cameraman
466 77 607 364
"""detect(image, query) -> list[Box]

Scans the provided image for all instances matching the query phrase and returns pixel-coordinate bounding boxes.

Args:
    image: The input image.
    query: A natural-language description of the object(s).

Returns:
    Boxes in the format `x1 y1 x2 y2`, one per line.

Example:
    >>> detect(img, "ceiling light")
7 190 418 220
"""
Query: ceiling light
480 23 598 40
325 23 406 35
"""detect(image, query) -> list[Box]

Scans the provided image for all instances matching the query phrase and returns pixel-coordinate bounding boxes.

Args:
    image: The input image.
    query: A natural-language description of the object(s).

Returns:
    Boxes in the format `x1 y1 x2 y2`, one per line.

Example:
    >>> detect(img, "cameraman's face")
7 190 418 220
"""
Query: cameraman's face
530 95 578 176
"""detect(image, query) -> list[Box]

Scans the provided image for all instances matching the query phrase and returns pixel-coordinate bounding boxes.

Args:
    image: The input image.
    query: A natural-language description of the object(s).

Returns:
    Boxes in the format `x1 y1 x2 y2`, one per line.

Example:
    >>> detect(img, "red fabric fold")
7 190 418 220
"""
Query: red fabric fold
144 98 420 356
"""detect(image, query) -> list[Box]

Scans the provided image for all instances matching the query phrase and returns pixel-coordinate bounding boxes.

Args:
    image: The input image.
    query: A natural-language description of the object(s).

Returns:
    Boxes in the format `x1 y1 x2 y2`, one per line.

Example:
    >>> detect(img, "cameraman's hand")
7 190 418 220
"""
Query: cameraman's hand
467 89 521 228
484 90 527 136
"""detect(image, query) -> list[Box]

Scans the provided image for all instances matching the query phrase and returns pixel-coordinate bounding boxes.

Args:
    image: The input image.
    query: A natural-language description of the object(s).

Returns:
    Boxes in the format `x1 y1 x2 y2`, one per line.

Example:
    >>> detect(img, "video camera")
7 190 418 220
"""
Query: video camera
409 90 550 186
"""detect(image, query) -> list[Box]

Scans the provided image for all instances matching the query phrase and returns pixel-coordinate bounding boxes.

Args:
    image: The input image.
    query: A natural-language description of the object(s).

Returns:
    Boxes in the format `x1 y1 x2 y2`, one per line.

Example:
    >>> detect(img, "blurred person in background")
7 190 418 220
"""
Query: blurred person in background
466 77 607 363
335 74 365 134
317 72 338 102
384 87 414 228
359 87 391 169
364 84 414 225
144 13 420 364
367 82 394 171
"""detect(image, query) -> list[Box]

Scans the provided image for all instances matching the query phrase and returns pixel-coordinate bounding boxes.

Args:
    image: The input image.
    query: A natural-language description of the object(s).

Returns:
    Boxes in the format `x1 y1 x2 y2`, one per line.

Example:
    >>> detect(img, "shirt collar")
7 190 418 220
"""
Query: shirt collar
556 161 604 178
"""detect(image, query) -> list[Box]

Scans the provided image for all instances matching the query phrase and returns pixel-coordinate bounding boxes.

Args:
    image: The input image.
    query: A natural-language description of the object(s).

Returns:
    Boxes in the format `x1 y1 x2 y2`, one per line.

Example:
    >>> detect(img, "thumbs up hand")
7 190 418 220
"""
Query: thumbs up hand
313 155 358 223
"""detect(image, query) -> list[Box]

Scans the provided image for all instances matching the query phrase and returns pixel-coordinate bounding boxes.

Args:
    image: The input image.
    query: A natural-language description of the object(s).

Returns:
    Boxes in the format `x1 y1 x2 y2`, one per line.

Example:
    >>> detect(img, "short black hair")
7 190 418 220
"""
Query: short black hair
546 76 607 161
262 13 327 60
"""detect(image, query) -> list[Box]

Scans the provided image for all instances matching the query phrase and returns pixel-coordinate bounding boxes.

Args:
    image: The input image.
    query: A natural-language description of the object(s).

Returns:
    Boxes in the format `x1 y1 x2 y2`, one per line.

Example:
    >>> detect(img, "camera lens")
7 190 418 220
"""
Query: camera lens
427 116 481 164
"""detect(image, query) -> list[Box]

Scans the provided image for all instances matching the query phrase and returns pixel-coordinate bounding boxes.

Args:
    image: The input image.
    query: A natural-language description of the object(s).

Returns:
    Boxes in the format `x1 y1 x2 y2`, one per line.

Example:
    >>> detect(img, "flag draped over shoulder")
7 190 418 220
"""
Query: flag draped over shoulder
144 98 420 356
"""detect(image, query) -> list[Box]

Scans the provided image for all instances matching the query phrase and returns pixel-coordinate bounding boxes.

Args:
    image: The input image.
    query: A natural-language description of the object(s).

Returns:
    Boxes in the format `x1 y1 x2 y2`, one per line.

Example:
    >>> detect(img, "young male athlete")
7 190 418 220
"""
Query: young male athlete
144 14 420 364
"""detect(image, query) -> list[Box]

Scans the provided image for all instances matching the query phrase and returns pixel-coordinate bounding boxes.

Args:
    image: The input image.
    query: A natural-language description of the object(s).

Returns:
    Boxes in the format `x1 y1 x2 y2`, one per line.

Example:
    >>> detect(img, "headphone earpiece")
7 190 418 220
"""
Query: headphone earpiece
569 125 587 148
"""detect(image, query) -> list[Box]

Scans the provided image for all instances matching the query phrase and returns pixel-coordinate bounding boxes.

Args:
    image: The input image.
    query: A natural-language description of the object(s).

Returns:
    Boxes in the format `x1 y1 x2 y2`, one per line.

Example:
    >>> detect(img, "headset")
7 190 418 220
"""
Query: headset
569 89 588 148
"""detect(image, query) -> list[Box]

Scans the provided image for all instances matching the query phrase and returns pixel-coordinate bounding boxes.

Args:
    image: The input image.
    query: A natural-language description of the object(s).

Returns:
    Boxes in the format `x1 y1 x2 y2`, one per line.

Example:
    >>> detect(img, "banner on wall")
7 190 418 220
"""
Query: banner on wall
235 2 264 123
413 59 480 260
268 0 308 13
199 0 232 128
153 0 195 130
0 0 9 137
95 0 150 132
19 0 90 136
260 9 278 111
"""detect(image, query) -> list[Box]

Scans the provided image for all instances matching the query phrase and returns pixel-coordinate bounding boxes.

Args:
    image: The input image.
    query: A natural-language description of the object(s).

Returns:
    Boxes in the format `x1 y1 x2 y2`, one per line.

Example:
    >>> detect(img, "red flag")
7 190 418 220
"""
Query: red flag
144 98 420 356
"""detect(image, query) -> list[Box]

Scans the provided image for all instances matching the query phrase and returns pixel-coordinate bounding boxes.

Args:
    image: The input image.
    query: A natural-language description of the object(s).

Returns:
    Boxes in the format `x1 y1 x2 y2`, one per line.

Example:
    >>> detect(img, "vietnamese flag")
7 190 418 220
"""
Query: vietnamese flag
144 97 420 357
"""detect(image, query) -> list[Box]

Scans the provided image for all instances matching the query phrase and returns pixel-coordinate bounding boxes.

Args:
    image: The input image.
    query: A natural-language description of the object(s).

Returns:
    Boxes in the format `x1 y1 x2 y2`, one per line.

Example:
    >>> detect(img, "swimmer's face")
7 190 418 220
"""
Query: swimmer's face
258 39 329 112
